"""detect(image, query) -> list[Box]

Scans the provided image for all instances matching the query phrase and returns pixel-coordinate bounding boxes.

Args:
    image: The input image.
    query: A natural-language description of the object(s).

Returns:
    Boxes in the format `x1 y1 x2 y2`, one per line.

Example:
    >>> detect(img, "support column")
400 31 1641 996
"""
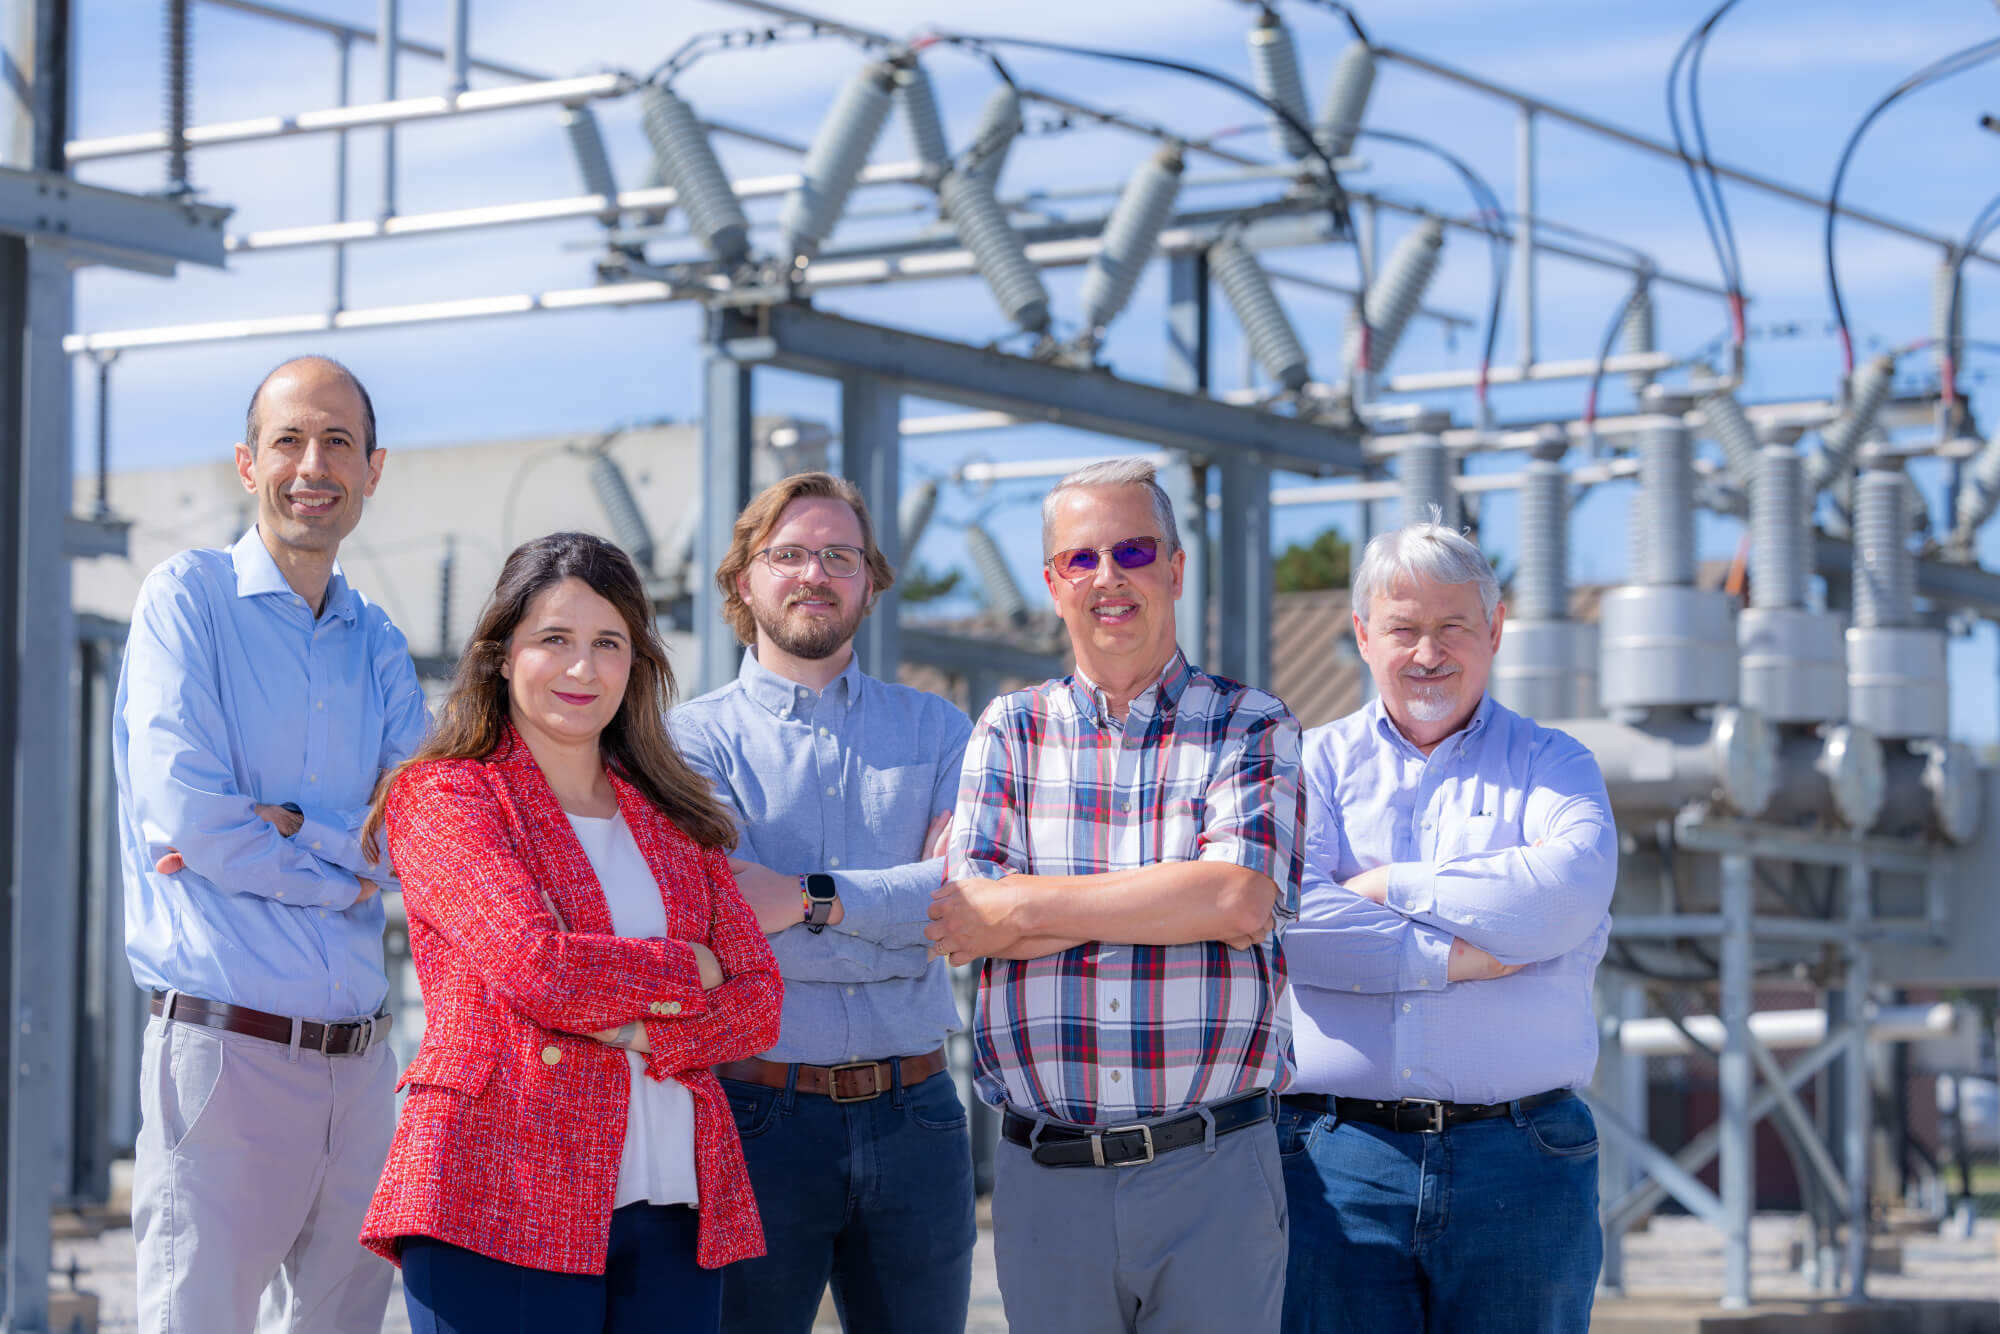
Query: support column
1844 859 1874 1299
377 0 398 218
1217 455 1272 688
1166 252 1210 667
1718 852 1755 1310
839 373 902 681
698 355 753 696
1514 107 1537 373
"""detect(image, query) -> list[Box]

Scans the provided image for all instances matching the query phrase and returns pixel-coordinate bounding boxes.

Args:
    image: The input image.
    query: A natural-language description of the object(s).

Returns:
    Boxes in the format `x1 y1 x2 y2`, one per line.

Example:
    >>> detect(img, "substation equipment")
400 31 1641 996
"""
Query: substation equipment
9 0 2000 1324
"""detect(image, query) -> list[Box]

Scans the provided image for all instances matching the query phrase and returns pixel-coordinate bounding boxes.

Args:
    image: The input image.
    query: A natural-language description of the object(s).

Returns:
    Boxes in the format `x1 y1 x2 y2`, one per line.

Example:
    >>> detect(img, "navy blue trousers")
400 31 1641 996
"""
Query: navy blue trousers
401 1202 721 1334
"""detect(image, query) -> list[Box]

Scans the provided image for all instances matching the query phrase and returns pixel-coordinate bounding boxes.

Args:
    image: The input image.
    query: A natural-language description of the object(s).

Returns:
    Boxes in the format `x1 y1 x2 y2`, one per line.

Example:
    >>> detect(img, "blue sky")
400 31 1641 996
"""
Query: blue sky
54 0 2000 741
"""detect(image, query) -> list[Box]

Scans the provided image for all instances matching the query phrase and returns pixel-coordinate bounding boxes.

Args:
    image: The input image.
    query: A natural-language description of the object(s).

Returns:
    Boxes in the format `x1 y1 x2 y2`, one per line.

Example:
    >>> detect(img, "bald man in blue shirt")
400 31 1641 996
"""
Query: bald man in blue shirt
116 356 428 1334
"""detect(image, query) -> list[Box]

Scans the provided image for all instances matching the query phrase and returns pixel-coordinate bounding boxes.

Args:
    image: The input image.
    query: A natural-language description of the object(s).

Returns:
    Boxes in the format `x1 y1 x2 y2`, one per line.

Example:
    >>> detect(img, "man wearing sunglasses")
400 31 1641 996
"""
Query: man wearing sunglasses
669 472 976 1334
929 458 1304 1334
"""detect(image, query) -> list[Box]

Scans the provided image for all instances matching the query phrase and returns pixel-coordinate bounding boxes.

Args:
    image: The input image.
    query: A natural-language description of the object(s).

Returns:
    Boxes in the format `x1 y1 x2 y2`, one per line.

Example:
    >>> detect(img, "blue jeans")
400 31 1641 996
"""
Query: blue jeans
719 1068 976 1334
1278 1093 1602 1334
400 1203 719 1334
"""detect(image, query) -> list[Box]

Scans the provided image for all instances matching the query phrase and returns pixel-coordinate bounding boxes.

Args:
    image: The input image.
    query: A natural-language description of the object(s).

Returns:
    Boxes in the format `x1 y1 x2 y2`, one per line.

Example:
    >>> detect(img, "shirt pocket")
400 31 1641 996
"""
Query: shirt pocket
861 763 935 835
1442 813 1514 858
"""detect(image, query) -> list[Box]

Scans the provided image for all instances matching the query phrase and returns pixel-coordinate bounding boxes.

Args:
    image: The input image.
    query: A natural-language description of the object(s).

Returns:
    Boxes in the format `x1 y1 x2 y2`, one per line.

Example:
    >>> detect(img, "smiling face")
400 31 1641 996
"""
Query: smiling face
735 495 873 664
234 359 384 562
1042 483 1185 683
1355 573 1504 751
503 577 634 753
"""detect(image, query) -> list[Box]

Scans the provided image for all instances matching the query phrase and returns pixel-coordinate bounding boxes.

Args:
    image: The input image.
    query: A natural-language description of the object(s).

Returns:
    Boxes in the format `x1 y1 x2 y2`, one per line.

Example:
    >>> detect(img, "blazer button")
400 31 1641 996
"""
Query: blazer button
664 1001 682 1016
649 1001 665 1015
541 1045 562 1066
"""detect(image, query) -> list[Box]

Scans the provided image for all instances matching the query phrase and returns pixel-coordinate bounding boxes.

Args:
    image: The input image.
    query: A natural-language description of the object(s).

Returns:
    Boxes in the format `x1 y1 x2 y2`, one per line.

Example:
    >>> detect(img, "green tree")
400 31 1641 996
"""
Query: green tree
1273 526 1352 593
899 561 964 605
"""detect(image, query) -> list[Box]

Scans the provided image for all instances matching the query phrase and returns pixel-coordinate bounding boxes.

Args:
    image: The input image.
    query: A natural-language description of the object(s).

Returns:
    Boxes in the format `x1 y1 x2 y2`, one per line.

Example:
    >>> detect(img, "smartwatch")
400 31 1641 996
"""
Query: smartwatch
801 873 838 934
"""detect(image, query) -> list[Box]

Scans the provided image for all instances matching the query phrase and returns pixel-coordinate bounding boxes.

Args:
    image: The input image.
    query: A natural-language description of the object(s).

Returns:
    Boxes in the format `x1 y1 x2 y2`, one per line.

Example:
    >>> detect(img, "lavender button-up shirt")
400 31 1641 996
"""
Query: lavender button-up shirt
1286 694 1616 1103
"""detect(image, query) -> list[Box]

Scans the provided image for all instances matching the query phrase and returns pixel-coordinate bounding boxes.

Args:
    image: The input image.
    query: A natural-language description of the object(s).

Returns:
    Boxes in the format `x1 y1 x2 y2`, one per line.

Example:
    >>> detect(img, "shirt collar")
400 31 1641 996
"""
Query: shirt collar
735 646 863 718
1368 690 1495 756
1068 649 1192 725
230 526 356 624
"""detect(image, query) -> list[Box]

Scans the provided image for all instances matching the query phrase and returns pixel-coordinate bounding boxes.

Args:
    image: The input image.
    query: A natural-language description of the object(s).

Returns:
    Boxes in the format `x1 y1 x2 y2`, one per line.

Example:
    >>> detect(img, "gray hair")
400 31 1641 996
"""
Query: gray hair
1351 509 1500 624
1040 457 1181 557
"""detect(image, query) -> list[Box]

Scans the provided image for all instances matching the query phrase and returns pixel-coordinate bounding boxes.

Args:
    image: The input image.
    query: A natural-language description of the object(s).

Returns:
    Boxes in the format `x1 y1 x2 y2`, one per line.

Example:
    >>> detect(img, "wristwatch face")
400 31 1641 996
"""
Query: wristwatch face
804 873 837 903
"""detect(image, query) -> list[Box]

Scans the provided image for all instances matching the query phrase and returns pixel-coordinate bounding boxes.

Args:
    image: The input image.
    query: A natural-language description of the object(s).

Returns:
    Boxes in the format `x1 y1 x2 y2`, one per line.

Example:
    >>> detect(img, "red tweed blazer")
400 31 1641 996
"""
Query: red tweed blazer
360 726 782 1274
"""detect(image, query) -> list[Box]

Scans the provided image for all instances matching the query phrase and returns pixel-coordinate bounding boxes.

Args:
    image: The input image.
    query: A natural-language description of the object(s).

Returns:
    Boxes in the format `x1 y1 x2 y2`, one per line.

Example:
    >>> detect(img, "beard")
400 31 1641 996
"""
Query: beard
751 584 865 661
1399 667 1461 722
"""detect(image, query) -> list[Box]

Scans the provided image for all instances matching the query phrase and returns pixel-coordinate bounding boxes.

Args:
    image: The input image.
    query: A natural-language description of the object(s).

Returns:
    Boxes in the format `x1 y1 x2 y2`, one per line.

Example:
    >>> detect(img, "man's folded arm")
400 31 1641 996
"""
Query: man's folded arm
122 575 361 909
291 625 430 888
1383 750 1617 965
766 922 935 981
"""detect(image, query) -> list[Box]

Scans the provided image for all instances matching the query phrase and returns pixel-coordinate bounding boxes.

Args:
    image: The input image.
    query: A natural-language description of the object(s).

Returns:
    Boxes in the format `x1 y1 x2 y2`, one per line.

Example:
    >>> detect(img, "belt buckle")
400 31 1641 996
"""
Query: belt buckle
1398 1098 1446 1134
1093 1122 1155 1168
828 1060 884 1103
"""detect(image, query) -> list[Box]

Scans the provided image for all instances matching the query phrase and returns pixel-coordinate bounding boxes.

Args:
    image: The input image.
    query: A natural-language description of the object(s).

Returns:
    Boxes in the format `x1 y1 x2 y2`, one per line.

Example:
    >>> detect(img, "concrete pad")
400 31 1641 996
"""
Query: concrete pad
1594 1296 2000 1334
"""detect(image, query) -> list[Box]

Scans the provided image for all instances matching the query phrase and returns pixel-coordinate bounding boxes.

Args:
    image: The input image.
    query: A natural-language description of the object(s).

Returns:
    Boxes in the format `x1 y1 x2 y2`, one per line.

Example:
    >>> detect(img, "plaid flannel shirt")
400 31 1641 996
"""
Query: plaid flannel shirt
947 651 1304 1125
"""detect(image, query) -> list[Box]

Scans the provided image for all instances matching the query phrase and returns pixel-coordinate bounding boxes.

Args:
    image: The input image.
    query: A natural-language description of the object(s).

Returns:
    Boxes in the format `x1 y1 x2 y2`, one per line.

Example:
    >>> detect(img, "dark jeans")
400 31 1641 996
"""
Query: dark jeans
1278 1092 1602 1334
400 1203 720 1334
719 1067 976 1334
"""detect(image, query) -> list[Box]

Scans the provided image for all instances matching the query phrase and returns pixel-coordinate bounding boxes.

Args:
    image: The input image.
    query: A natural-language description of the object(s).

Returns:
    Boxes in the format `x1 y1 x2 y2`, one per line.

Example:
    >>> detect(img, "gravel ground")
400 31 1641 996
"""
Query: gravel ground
52 1209 1997 1331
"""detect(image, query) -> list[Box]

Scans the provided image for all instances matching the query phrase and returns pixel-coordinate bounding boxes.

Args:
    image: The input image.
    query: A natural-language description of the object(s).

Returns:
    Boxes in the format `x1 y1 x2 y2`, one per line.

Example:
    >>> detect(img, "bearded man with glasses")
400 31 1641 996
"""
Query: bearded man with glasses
928 457 1304 1334
669 472 976 1334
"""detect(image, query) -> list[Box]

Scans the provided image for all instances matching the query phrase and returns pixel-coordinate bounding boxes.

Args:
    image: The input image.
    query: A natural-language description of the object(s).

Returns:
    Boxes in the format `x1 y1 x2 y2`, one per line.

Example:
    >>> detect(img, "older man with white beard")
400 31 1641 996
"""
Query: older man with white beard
1277 518 1617 1334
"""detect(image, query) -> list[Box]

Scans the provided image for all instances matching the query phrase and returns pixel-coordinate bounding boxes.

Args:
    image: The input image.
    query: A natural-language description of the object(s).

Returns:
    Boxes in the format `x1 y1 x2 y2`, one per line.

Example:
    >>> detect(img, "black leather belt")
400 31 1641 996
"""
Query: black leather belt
151 991 389 1057
1001 1090 1273 1168
1282 1087 1572 1134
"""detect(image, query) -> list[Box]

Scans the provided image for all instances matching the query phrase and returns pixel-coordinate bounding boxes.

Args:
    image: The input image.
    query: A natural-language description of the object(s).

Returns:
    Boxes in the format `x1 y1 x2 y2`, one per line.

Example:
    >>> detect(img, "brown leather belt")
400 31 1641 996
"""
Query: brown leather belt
151 990 389 1057
715 1049 949 1103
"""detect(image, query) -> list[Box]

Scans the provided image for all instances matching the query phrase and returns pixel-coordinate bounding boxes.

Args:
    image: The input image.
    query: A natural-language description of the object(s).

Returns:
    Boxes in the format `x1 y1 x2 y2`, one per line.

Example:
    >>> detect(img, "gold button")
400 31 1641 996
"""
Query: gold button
541 1045 561 1066
664 1001 682 1016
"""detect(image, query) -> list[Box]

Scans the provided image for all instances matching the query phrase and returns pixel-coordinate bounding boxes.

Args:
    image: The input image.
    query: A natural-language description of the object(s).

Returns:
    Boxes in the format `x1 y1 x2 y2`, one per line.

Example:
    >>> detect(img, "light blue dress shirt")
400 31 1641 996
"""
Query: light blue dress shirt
115 528 430 1022
1286 694 1617 1103
670 649 969 1065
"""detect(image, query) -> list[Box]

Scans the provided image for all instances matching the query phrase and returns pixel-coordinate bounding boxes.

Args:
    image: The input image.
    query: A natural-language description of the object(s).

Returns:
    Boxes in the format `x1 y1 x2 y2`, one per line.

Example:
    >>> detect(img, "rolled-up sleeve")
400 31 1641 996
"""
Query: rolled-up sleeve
1195 701 1304 919
1383 736 1617 965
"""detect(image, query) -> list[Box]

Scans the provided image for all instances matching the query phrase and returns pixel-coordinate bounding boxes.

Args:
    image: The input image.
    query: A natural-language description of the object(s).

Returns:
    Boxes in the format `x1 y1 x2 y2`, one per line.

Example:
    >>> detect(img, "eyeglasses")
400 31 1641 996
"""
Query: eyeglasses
756 544 864 580
1046 536 1164 582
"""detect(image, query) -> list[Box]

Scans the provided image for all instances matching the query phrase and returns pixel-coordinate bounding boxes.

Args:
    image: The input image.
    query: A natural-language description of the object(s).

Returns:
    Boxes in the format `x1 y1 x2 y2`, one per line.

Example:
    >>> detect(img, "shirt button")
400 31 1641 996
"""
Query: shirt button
829 857 840 867
826 786 837 797
277 891 285 900
1352 984 1361 992
819 727 829 737
780 708 790 718
309 774 318 784
1402 1068 1412 1078
1109 1070 1122 1083
1119 801 1131 812
311 841 322 850
845 987 856 997
315 700 324 710
333 981 342 989
1418 979 1429 988
1109 998 1120 1012
1401 1002 1412 1013
542 1046 562 1066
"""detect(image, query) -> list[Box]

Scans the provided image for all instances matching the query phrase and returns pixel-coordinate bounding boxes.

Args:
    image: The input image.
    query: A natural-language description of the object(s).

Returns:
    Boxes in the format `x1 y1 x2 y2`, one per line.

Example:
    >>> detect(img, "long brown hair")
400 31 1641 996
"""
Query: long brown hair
714 471 895 645
362 531 736 856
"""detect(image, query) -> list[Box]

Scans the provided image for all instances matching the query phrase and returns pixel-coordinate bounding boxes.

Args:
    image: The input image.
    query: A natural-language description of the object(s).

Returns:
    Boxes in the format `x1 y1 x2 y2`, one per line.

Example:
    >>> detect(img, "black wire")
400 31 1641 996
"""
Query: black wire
1940 189 2000 406
1826 36 2000 373
1582 273 1653 440
925 27 1371 362
1685 4 1745 298
1293 0 1371 43
1665 5 1738 296
1351 127 1508 399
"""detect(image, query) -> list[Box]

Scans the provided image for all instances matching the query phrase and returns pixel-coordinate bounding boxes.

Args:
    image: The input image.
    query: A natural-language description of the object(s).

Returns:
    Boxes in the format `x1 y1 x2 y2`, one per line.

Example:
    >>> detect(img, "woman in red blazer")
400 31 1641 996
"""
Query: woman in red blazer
359 531 781 1333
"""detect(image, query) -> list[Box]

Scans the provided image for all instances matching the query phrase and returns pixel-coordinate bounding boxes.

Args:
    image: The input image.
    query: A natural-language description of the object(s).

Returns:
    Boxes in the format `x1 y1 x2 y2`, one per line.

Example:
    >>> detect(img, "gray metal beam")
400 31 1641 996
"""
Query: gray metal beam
1718 853 1755 1309
1165 252 1210 668
900 628 1064 683
0 165 230 270
698 355 753 696
718 304 1368 476
839 373 901 681
1216 455 1273 688
1815 534 2000 620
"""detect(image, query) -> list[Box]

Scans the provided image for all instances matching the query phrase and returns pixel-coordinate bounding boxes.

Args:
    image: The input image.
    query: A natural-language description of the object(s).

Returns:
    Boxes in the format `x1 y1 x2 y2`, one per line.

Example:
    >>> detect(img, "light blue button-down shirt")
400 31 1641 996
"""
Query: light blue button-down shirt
1286 694 1616 1103
670 649 969 1065
115 528 429 1022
